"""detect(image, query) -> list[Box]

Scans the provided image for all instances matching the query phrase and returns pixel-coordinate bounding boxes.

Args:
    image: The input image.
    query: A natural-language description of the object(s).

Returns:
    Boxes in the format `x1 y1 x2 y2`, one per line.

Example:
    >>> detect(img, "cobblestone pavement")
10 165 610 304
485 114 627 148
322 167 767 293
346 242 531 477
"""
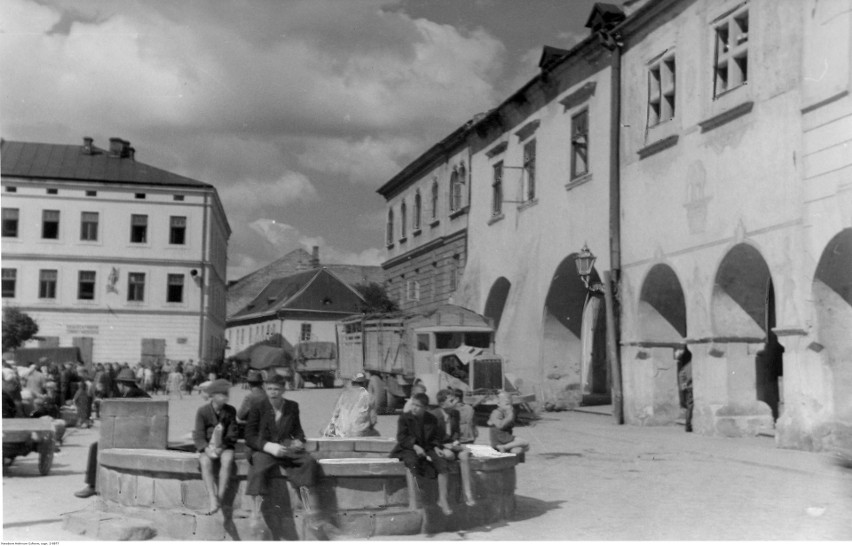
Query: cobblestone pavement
3 386 851 541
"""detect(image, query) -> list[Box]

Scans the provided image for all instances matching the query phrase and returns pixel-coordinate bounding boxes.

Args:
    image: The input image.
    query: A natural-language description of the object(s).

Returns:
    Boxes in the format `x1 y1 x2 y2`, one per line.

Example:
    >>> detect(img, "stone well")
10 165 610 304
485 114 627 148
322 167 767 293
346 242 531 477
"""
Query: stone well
64 400 520 540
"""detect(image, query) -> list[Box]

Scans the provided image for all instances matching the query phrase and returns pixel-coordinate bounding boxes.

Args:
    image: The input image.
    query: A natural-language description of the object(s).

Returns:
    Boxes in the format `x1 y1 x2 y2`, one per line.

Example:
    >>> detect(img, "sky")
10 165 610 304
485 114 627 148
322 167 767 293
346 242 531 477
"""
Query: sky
1 0 599 281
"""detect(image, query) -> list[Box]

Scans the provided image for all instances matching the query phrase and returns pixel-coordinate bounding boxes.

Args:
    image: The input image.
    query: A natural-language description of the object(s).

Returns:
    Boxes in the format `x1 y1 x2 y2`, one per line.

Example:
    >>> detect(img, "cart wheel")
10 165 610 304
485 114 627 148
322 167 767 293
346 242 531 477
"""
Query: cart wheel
322 375 335 389
38 441 54 476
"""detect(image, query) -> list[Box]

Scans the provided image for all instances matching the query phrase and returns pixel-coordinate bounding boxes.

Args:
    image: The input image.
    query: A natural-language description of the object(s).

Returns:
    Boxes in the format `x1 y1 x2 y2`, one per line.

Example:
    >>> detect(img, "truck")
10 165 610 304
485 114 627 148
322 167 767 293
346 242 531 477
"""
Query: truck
336 303 534 412
293 341 338 388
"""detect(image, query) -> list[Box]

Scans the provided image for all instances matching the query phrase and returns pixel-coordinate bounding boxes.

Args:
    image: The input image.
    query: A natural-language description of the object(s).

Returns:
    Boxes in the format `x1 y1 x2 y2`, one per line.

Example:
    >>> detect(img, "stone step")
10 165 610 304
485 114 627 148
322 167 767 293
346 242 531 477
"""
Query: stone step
63 510 157 541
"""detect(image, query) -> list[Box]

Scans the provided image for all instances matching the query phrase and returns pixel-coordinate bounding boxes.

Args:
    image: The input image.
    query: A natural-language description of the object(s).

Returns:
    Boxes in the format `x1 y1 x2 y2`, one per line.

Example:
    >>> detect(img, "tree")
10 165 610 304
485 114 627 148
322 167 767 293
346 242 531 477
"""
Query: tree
2 307 39 351
354 282 399 314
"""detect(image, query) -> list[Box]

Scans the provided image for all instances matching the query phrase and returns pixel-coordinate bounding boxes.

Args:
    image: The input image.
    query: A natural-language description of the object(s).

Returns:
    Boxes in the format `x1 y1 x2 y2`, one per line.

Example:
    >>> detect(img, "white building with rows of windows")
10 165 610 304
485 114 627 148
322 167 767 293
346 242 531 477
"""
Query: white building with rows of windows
1 137 230 366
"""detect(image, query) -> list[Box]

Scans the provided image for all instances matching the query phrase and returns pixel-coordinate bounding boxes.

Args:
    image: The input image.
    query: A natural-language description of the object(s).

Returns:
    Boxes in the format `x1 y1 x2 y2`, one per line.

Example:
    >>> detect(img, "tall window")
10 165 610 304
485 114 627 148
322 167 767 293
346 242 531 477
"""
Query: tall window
648 55 676 126
2 269 16 298
449 263 458 292
80 212 99 241
167 274 184 303
42 210 60 239
407 280 420 302
451 165 465 211
169 216 186 245
78 270 96 300
431 178 439 220
449 169 459 212
713 7 748 97
300 323 312 342
39 269 57 299
400 201 407 239
128 272 146 302
523 140 537 201
2 208 19 237
414 191 422 231
492 162 503 216
130 214 148 243
571 110 589 179
386 209 394 245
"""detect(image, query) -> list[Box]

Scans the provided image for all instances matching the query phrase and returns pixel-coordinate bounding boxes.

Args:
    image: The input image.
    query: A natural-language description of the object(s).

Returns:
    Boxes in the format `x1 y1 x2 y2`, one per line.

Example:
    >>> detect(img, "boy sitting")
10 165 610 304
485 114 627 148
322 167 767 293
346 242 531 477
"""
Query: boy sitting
193 379 239 515
390 392 453 515
487 391 530 455
432 389 476 506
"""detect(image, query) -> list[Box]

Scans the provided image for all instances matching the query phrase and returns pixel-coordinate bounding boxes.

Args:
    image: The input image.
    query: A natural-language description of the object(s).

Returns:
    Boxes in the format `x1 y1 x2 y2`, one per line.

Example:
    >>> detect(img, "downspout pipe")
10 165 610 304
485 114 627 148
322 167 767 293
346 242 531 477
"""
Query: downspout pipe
605 39 624 425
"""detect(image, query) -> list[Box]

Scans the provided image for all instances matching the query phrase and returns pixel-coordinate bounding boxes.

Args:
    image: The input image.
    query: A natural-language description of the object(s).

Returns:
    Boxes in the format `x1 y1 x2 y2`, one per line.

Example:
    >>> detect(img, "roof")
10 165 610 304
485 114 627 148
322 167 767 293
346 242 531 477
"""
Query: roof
0 140 213 189
226 248 384 318
229 268 366 322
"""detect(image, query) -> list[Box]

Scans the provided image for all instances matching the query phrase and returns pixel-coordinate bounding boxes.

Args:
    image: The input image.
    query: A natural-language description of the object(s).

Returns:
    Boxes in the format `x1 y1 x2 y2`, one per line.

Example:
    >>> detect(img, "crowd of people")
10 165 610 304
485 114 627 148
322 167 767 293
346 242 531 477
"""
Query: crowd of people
3 355 531 539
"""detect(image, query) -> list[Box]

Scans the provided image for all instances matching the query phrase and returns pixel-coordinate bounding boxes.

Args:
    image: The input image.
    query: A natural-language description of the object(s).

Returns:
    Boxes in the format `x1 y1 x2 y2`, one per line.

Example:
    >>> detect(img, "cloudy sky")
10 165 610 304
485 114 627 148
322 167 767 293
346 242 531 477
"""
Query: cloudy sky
1 0 598 280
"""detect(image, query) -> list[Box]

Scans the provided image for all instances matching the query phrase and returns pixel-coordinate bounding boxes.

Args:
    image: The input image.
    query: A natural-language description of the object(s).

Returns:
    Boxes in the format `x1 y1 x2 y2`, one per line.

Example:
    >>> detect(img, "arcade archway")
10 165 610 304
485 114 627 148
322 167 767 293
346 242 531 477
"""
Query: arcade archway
712 243 782 419
813 228 852 423
638 263 687 341
542 255 606 401
483 277 512 333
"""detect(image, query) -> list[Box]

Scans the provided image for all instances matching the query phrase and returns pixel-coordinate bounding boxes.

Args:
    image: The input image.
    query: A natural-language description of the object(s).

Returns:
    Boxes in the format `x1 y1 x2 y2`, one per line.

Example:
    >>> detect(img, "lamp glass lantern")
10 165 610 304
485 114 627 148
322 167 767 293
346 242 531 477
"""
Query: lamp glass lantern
575 243 597 279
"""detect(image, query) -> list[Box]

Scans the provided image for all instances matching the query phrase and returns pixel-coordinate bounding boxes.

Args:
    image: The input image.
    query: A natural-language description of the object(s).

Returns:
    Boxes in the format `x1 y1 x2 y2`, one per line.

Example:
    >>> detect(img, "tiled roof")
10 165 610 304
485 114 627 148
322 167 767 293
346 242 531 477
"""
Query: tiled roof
0 140 212 189
226 248 384 318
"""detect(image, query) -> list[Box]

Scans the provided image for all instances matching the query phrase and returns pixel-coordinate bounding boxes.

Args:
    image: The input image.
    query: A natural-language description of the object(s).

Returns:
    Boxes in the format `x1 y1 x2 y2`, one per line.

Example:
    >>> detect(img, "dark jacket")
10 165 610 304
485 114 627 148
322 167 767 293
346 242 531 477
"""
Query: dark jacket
244 398 306 453
237 389 267 422
390 410 443 457
193 402 239 451
117 384 151 399
430 407 461 444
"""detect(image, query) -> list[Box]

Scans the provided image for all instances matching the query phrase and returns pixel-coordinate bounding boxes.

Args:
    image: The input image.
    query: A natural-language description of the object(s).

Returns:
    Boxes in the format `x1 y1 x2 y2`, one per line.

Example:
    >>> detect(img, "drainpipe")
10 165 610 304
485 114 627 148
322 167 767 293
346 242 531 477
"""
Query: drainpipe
605 41 624 425
199 191 209 363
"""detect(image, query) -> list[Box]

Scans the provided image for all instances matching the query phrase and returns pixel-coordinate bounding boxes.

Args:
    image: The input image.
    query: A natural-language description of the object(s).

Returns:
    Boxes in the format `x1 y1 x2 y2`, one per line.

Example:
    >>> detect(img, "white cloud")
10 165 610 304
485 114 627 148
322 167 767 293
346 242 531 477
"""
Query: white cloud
220 173 318 217
296 136 418 186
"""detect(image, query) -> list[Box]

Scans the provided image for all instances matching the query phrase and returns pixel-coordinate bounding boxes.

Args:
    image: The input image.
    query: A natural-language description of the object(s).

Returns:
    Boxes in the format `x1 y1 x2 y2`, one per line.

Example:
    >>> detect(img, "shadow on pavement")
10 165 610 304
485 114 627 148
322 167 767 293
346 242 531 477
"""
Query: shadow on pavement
511 495 566 522
538 452 584 460
4 518 64 528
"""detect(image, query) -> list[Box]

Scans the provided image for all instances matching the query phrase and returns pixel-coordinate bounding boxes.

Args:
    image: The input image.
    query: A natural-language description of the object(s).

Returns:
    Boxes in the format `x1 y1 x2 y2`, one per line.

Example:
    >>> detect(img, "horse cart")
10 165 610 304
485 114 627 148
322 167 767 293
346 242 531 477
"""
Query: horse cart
2 418 55 475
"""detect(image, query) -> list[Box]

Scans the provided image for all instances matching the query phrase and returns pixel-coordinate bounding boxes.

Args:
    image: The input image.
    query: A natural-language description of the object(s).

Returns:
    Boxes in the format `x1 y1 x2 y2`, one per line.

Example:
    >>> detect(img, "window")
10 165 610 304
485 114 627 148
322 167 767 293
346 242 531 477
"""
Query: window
492 162 503 216
80 212 99 241
78 270 96 300
46 188 58 195
167 274 184 303
39 269 57 299
86 190 97 197
400 201 407 239
169 216 186 245
135 193 146 199
42 210 60 239
713 7 748 97
571 110 589 179
449 262 458 291
451 165 466 211
407 280 420 302
648 55 676 126
2 269 16 298
5 187 16 193
300 323 312 342
2 208 19 237
417 334 430 351
130 214 148 243
431 178 439 219
386 209 394 245
128 272 146 302
173 194 185 201
449 169 459 212
523 140 537 201
414 191 422 231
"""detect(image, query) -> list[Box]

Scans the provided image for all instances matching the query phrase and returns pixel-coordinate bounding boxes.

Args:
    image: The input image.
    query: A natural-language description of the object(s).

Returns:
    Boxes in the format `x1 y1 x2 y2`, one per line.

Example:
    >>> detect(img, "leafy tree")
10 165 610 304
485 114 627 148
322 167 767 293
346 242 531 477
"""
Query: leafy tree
354 282 399 314
2 307 39 351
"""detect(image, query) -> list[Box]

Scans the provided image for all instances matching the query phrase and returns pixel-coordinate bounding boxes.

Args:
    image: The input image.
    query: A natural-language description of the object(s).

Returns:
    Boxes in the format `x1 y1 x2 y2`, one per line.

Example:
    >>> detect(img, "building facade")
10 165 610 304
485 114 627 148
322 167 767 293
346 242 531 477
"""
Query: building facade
377 120 478 314
1 137 230 365
617 0 852 449
225 268 365 357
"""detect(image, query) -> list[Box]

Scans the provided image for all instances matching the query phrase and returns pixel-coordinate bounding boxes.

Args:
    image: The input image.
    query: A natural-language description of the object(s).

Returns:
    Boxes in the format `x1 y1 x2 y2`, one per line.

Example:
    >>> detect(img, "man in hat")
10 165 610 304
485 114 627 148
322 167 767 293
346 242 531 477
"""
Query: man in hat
322 371 378 438
75 368 150 498
193 379 238 516
244 374 335 538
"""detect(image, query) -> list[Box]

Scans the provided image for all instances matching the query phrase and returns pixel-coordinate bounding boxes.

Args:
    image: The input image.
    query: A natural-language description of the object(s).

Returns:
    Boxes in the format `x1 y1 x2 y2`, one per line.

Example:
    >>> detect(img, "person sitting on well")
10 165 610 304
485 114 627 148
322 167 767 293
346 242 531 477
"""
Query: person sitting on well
193 379 238 516
487 391 530 455
390 392 454 515
431 389 476 506
322 371 379 437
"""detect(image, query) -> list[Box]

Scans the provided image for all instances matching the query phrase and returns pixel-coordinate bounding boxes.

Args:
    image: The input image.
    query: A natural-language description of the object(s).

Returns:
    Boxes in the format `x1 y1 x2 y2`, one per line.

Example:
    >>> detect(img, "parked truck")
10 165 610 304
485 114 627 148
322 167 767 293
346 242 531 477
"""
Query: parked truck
293 341 338 388
336 303 534 412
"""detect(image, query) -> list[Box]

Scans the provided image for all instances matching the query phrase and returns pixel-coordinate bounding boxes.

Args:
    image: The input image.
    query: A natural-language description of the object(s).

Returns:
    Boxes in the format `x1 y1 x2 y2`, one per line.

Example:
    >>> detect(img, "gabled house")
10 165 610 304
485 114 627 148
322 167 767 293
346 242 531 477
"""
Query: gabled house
225 267 366 357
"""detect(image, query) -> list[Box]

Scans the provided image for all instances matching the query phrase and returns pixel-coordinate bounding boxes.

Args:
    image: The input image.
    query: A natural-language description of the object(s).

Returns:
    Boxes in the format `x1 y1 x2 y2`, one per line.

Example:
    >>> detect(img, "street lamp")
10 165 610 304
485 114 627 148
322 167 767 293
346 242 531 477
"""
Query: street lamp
575 243 604 294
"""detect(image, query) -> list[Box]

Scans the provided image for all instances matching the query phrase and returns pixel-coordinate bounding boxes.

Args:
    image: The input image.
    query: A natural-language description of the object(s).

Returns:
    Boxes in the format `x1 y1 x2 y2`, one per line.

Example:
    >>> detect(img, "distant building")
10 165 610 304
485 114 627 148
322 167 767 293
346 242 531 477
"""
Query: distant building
377 118 479 314
1 137 230 365
225 267 366 358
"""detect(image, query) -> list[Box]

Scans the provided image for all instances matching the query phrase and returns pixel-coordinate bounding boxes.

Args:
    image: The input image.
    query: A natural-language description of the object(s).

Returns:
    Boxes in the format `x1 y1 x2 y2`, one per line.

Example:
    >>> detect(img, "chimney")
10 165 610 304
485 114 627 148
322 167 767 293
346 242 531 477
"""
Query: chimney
108 138 124 156
82 136 94 155
310 246 320 269
127 147 135 160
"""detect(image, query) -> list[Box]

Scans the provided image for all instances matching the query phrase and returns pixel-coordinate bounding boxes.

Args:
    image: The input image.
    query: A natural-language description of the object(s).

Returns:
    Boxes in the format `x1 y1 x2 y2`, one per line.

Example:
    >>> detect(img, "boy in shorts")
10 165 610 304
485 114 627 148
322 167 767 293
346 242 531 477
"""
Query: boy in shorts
487 391 530 455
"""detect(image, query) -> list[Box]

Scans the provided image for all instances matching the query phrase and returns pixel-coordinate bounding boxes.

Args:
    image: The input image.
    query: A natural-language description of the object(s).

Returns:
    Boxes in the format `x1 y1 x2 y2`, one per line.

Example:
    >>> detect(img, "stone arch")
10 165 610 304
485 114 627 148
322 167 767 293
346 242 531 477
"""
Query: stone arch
483 277 511 333
813 228 852 424
711 243 783 420
542 255 606 402
638 263 687 341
